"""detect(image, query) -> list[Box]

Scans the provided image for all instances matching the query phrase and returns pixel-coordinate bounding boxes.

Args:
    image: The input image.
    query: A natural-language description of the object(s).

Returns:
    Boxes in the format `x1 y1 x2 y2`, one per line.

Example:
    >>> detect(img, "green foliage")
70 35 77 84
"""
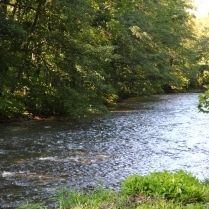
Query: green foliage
18 203 46 209
0 95 25 119
0 0 117 119
194 16 209 111
17 170 209 209
52 188 87 208
121 170 206 203
51 187 119 209
0 0 199 119
136 202 206 209
198 90 209 113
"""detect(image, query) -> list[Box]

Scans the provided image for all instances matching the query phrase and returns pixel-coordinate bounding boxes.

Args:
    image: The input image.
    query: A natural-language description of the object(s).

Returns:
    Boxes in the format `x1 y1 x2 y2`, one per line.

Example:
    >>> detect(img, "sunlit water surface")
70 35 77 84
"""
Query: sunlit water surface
0 93 209 208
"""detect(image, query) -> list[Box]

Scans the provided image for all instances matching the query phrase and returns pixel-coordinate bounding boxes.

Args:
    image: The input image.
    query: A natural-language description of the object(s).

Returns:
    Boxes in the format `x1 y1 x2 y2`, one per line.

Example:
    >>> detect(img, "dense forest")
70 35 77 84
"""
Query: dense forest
0 0 209 119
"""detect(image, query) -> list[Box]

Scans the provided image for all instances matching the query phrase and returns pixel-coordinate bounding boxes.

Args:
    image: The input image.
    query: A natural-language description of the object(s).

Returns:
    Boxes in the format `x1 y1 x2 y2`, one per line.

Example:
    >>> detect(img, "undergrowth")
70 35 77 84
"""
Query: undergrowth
17 170 209 209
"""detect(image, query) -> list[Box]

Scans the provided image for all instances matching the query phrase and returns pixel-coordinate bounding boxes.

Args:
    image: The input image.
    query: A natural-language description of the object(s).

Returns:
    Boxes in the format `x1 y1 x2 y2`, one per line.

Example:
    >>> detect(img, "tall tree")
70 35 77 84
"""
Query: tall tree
0 0 116 118
0 0 199 119
96 0 196 97
194 16 209 112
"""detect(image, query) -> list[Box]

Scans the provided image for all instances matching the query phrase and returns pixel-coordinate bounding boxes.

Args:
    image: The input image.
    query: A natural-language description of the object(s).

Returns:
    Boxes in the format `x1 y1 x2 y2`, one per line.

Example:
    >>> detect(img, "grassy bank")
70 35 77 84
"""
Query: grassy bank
18 170 209 209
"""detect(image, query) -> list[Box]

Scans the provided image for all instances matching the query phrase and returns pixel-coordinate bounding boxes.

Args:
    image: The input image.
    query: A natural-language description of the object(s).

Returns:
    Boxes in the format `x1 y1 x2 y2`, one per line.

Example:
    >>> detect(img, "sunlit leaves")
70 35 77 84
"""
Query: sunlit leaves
0 0 199 119
198 91 209 113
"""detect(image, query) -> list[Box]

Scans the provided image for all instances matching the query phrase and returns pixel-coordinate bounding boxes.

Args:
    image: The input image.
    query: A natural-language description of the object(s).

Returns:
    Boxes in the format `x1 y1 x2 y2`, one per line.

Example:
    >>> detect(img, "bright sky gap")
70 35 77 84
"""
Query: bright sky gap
192 0 209 17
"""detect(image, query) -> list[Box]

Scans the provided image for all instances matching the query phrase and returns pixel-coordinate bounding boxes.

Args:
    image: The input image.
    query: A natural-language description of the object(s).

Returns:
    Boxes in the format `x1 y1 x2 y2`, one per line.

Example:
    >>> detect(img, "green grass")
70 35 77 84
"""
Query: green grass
121 170 207 203
17 170 209 209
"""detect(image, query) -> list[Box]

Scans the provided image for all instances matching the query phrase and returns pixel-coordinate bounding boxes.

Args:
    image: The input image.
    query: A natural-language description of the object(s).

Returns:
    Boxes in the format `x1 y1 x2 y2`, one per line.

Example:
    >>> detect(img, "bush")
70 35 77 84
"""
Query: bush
121 170 207 203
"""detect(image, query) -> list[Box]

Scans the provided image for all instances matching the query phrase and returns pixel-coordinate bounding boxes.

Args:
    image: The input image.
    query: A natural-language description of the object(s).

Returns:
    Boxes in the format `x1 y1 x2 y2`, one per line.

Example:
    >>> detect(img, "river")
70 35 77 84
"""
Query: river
0 93 209 208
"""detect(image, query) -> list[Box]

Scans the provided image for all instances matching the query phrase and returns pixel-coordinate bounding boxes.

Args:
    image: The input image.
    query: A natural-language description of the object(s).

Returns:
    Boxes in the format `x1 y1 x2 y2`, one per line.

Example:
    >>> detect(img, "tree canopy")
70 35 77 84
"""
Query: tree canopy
195 16 209 112
0 0 207 119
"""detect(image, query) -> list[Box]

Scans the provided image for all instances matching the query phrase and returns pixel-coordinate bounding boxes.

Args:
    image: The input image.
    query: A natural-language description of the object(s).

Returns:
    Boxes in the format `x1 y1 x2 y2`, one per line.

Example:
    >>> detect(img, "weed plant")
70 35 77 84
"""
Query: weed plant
17 170 209 209
121 170 207 203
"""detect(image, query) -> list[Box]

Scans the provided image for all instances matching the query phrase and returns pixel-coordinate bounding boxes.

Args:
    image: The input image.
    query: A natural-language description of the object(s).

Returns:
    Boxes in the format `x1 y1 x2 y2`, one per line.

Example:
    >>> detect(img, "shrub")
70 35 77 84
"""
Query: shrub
121 170 207 203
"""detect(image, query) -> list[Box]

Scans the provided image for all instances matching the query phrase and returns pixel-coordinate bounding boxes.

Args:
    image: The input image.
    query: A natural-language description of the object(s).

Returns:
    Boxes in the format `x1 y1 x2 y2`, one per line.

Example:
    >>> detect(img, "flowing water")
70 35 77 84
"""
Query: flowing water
0 93 209 208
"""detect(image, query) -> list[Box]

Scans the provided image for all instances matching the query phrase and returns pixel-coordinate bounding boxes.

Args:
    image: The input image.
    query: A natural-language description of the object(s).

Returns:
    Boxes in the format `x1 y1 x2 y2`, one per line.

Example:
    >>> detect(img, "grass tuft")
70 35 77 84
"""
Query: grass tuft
17 170 209 209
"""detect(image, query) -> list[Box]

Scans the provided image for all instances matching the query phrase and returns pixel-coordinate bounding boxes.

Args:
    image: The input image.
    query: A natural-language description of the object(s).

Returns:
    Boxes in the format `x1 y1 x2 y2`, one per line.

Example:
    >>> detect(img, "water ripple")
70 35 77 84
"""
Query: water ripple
0 93 209 208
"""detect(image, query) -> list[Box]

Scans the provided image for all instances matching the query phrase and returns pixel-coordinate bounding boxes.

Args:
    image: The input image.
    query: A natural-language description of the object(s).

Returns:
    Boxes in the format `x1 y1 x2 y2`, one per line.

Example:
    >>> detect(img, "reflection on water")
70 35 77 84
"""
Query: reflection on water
0 93 209 208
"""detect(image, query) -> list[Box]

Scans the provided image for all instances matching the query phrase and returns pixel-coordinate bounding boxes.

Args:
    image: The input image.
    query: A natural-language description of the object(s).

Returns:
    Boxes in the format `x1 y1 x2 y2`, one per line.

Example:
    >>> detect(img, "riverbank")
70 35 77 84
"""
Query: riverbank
17 170 209 209
0 89 206 123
